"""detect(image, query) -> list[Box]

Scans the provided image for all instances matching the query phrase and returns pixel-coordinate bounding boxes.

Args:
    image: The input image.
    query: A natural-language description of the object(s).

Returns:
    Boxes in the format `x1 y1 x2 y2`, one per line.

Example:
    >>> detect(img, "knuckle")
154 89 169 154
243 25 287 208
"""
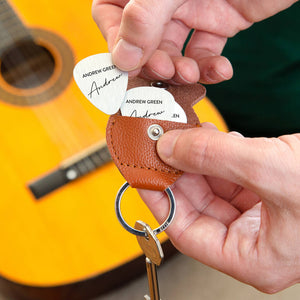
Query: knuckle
184 131 210 172
257 284 281 294
91 1 101 22
255 274 291 294
278 133 300 151
123 1 153 31
91 0 106 22
294 133 300 141
236 138 274 186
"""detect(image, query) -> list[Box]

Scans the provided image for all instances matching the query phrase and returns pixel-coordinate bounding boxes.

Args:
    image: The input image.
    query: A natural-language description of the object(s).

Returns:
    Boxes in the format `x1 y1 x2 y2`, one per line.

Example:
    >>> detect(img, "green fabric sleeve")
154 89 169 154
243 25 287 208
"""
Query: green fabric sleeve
204 3 300 137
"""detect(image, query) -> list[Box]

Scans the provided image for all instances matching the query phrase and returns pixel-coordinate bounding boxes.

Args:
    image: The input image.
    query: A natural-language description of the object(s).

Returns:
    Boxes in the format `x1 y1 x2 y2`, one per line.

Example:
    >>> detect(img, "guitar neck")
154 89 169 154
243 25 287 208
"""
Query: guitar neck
0 0 33 54
28 142 112 199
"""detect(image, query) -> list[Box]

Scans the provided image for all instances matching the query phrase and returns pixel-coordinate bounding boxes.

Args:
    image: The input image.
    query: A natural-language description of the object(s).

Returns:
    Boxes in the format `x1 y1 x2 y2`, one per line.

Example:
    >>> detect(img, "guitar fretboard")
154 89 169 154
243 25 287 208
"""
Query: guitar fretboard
28 143 112 199
64 145 112 179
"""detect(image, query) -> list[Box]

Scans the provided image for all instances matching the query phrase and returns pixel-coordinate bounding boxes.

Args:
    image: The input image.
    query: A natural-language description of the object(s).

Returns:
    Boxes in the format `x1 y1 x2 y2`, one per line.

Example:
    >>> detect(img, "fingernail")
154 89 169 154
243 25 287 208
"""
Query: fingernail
228 131 244 138
157 130 182 159
206 68 230 83
112 39 143 71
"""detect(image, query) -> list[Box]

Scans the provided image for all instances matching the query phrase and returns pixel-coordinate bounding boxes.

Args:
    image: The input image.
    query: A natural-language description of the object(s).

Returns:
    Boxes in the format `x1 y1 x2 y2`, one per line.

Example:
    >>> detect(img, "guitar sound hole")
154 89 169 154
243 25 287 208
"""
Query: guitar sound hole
1 39 55 89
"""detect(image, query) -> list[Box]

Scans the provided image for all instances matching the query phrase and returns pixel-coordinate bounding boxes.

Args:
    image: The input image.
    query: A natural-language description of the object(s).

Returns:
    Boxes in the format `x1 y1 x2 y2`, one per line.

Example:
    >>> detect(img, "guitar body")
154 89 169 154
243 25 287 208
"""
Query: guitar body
0 0 227 299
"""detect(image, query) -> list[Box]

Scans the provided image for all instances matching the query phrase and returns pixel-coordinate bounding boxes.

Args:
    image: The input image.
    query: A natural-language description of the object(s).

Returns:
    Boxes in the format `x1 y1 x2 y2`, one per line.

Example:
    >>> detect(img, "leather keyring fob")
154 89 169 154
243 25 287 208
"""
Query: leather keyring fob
106 77 206 191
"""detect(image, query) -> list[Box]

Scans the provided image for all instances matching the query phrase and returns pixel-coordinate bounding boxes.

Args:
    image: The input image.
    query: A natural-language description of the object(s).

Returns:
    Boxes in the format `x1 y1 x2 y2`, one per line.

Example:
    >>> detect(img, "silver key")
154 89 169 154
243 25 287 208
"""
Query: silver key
135 221 164 300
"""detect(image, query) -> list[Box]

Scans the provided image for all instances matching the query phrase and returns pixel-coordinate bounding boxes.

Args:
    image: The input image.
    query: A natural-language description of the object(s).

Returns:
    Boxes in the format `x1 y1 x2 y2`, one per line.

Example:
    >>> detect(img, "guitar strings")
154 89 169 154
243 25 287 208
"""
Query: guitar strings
1 25 103 158
1 0 109 179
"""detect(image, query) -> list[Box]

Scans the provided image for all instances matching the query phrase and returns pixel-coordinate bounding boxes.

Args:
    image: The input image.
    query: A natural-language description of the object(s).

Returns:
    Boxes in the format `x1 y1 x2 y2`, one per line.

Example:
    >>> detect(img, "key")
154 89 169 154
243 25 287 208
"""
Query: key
135 221 164 300
143 258 160 300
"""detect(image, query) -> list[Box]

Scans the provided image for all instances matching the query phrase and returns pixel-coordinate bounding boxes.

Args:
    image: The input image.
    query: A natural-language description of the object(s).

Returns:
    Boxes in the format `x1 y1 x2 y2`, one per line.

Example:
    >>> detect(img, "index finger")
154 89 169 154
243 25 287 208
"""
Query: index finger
107 0 186 71
92 0 128 51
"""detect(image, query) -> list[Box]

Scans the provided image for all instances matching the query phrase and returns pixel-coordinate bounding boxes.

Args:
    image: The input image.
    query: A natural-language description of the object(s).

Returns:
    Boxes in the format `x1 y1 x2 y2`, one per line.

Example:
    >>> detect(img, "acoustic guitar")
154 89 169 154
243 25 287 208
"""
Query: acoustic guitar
0 0 228 299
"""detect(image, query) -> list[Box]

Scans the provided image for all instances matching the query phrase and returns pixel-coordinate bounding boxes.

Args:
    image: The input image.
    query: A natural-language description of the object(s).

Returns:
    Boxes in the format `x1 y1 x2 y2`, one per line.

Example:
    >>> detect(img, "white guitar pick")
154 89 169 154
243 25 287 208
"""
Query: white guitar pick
120 87 187 123
73 53 128 115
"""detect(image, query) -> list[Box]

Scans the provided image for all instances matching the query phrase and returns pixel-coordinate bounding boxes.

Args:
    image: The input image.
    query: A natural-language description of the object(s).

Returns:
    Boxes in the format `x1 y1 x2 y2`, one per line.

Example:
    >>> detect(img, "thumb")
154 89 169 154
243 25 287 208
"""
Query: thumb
157 127 275 191
112 0 185 71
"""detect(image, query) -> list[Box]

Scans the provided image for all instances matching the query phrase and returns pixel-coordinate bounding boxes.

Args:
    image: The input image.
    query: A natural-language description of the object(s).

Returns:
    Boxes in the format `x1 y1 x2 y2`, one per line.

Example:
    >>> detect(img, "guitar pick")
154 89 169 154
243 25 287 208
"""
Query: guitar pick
73 53 128 115
120 86 187 123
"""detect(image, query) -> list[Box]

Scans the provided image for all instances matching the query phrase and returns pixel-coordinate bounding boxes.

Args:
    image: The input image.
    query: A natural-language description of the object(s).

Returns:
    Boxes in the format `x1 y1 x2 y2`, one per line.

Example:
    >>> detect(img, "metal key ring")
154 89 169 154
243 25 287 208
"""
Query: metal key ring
115 182 176 237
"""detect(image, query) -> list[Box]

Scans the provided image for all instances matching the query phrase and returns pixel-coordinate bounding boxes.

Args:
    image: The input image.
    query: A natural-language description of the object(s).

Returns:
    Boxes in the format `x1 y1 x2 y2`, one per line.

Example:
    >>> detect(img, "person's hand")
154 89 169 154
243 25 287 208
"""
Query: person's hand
138 124 300 293
92 0 296 84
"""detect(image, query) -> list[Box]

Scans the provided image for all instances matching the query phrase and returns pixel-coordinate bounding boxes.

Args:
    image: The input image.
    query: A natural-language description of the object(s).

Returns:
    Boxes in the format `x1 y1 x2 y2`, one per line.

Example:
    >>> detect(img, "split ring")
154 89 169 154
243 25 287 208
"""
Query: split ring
115 182 176 237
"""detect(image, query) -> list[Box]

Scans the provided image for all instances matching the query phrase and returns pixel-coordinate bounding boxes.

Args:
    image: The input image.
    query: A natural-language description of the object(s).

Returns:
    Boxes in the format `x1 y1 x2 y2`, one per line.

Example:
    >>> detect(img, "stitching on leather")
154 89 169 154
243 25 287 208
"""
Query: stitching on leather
109 119 181 175
119 162 181 174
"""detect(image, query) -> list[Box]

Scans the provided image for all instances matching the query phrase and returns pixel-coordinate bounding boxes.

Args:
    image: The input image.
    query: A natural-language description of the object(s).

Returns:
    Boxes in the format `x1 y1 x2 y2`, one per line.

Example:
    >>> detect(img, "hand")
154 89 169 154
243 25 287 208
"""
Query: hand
92 0 296 84
138 124 300 293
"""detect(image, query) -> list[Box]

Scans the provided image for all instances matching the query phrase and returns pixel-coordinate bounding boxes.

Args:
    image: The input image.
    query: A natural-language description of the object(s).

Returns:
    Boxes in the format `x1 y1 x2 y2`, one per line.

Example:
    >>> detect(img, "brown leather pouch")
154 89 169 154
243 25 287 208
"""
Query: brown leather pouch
106 77 206 191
